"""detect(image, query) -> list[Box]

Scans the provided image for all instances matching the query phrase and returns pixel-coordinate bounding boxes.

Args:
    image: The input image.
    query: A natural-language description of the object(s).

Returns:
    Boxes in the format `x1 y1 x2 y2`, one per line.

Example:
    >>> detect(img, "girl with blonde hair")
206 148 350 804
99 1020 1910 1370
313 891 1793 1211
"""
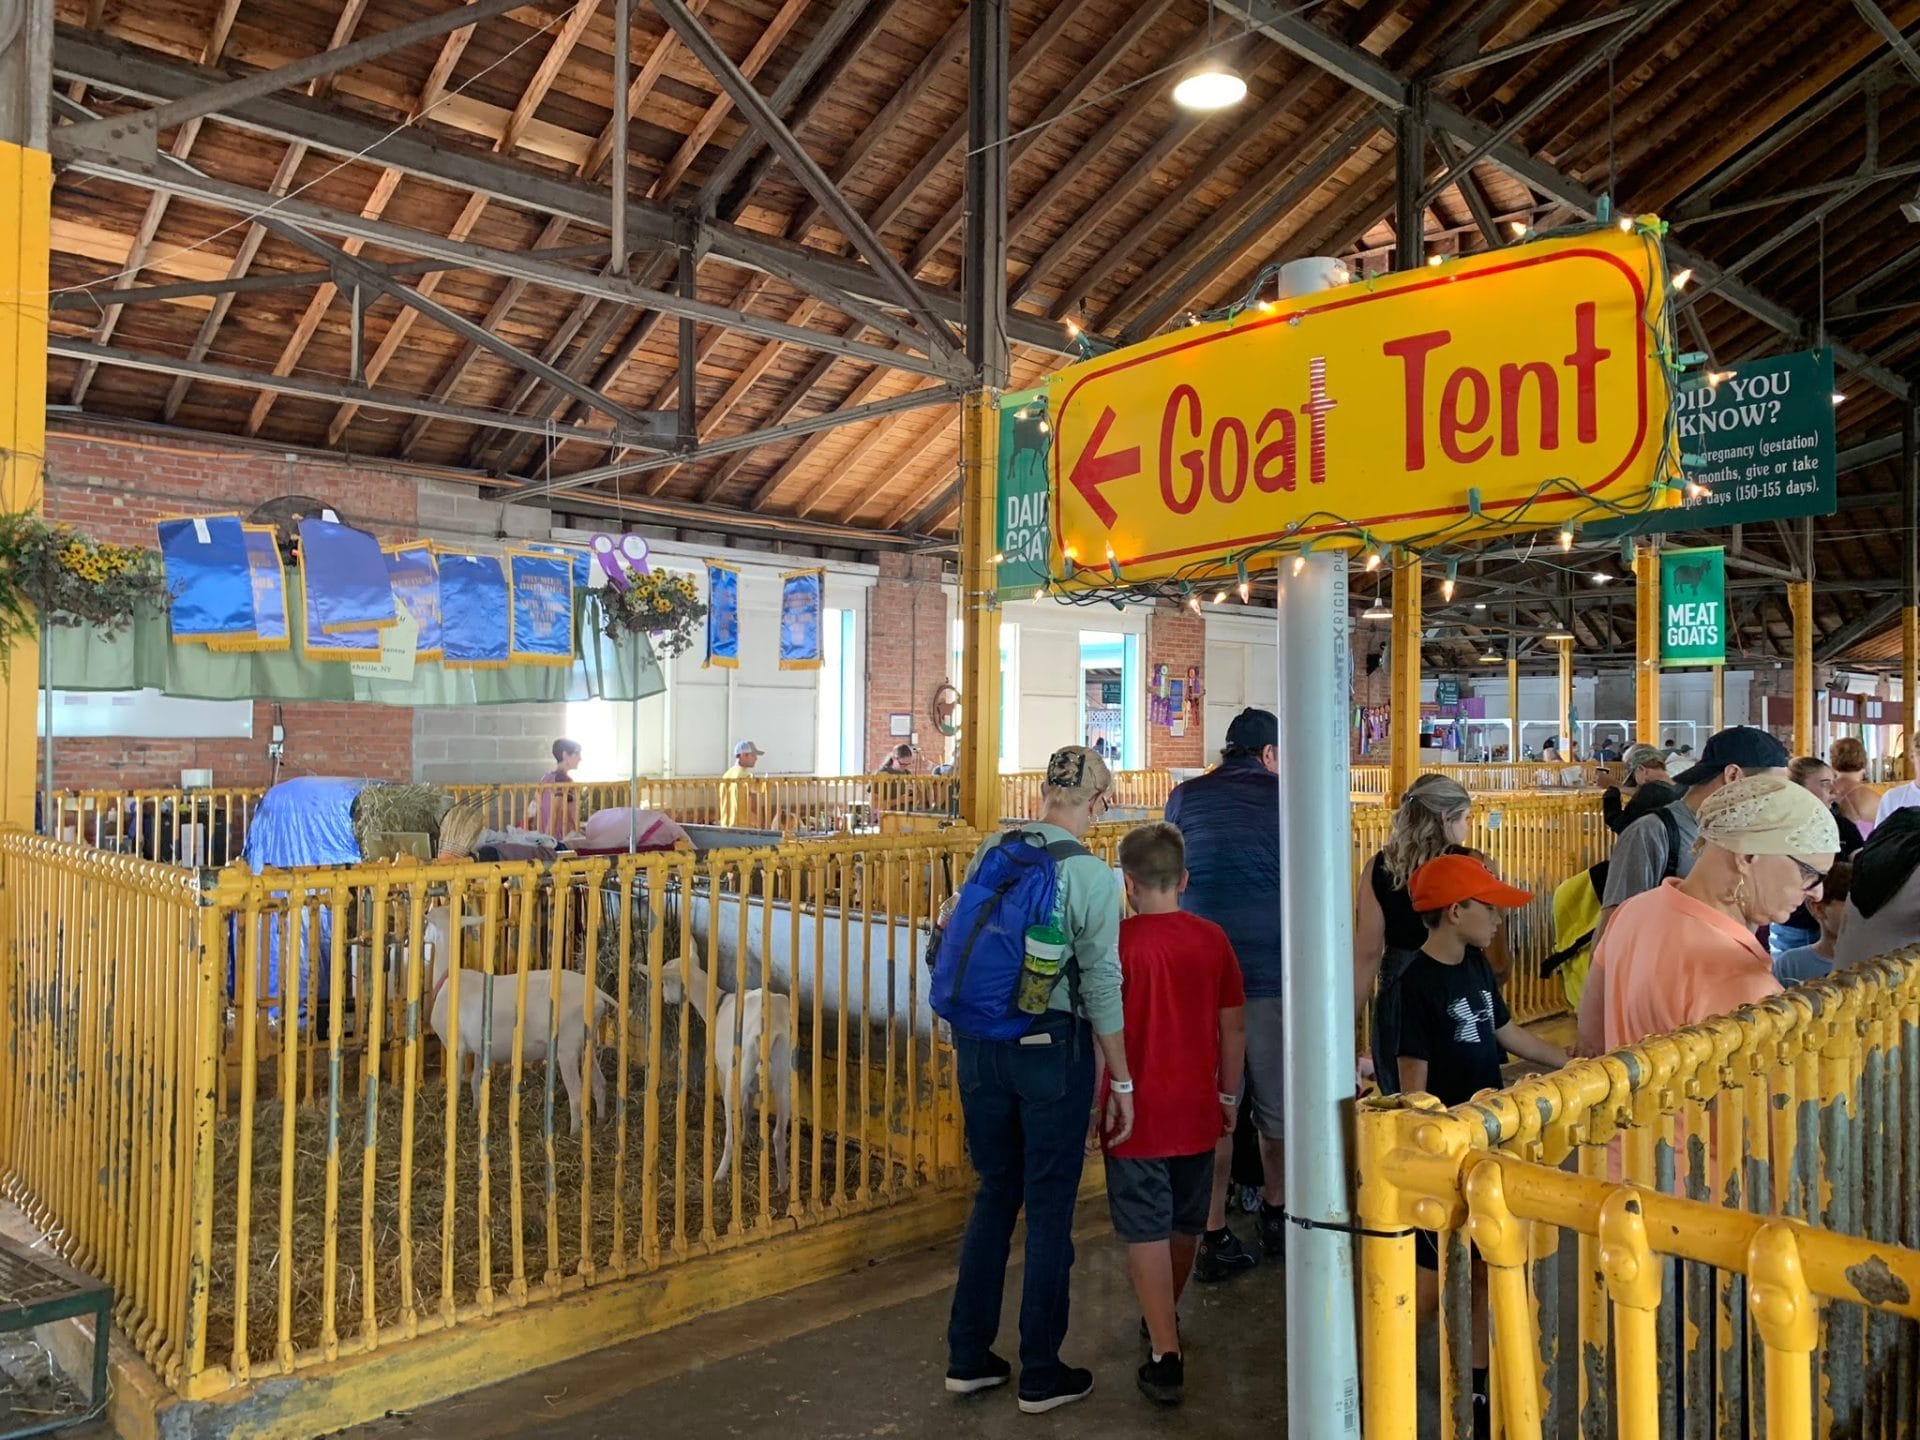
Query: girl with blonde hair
1354 774 1478 1093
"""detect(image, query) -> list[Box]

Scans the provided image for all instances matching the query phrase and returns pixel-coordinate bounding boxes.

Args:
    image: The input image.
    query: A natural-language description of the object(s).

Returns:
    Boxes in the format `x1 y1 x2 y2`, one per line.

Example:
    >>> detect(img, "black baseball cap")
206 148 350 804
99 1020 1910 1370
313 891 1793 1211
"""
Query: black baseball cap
1672 725 1790 787
1226 707 1278 751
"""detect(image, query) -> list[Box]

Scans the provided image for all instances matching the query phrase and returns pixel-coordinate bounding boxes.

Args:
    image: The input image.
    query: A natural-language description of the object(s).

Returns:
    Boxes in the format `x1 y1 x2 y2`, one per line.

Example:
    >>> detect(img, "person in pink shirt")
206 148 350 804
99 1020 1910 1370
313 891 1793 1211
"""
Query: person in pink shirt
1578 773 1840 1056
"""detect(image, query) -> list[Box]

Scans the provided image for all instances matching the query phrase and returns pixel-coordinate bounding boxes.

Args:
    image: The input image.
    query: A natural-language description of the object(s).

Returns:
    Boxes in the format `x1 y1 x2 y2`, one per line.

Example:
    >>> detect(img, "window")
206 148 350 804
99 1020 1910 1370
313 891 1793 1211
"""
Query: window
999 623 1020 772
1077 631 1141 769
815 608 861 775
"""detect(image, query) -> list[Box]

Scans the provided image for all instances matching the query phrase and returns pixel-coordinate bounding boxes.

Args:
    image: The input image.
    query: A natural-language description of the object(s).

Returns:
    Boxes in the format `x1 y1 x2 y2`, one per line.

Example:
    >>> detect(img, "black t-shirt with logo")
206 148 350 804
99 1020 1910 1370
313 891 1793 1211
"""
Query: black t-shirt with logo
1394 950 1511 1106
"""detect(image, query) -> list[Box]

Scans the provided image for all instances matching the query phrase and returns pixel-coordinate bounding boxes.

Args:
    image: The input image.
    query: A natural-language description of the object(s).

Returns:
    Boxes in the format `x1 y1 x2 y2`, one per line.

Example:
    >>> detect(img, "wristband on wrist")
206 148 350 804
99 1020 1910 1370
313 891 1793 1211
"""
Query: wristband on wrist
1218 1091 1239 1106
1108 1079 1134 1094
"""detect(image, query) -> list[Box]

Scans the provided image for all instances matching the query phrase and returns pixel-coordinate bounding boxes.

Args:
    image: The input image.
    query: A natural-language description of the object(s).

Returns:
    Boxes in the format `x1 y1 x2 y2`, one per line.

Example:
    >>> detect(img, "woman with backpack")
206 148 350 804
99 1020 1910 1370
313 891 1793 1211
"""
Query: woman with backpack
1354 774 1481 1095
937 745 1132 1414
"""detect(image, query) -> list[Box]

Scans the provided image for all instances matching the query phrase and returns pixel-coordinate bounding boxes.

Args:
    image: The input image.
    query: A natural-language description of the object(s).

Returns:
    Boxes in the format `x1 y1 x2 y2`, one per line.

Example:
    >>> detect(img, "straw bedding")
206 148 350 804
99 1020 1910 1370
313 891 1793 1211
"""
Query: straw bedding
205 1026 910 1367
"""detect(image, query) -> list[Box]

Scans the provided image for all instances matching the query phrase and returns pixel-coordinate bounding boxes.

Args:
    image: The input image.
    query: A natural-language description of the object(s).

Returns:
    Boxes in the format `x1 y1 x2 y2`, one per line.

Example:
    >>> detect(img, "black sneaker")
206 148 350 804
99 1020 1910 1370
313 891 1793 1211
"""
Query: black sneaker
944 1352 1011 1395
1193 1226 1257 1283
1258 1203 1289 1260
1137 1351 1184 1406
1018 1365 1094 1414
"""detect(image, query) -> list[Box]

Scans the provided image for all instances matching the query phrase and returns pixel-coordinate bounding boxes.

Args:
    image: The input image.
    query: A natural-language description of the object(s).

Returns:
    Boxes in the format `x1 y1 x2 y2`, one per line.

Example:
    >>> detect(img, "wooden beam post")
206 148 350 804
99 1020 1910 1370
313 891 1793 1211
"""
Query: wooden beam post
1790 580 1814 756
1506 653 1520 764
1556 635 1574 758
1635 545 1660 744
957 390 1002 829
1712 664 1725 732
1389 553 1422 802
0 140 50 831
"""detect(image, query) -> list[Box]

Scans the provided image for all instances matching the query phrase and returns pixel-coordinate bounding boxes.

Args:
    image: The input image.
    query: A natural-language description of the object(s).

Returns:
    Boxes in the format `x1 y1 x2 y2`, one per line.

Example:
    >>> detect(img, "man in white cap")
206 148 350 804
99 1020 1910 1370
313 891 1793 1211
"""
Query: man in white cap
720 740 764 828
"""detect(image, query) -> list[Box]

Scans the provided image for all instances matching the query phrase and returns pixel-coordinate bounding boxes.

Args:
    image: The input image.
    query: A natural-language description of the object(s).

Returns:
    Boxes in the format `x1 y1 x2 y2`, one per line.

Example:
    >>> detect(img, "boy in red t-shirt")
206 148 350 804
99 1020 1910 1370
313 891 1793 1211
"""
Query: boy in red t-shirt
1098 822 1246 1407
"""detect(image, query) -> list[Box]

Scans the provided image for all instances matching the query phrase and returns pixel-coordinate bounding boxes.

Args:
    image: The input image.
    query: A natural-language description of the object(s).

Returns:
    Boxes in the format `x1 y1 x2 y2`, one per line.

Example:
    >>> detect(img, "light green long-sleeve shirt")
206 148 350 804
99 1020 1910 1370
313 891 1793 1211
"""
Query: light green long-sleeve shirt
965 823 1125 1036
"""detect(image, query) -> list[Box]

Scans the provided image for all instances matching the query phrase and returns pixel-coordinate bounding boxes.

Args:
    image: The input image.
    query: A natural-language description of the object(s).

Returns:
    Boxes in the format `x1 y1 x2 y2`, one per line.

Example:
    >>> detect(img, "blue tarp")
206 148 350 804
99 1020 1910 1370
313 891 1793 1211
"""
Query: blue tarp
241 777 369 874
239 777 368 1019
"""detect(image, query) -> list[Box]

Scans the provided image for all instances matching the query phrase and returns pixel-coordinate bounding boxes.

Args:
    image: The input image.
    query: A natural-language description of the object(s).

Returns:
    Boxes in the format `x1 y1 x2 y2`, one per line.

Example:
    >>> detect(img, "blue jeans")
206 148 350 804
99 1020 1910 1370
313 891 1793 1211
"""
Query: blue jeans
946 1015 1095 1386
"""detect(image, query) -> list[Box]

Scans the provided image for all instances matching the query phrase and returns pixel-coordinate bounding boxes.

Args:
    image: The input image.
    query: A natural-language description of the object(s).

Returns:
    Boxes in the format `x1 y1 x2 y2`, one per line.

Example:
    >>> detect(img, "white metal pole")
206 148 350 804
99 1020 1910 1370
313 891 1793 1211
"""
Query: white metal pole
1277 552 1360 1438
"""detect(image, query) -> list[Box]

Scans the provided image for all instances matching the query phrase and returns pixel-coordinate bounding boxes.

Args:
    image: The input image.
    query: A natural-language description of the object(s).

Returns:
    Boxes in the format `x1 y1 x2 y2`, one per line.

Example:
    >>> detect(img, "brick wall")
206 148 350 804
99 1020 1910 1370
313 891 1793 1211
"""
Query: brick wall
38 429 419 790
865 554 950 771
1145 603 1205 770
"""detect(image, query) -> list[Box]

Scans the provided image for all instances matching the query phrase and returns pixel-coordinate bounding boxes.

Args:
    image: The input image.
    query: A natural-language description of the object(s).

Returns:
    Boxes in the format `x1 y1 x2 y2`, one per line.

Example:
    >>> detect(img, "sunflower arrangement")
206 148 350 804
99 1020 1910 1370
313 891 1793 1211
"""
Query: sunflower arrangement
598 570 707 657
0 511 167 647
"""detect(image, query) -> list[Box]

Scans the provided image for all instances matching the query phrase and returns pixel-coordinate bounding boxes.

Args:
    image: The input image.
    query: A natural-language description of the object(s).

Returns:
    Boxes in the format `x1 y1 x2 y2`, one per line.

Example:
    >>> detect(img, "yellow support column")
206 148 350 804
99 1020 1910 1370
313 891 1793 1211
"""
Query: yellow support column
957 390 1003 831
1506 654 1520 765
1712 663 1725 732
0 141 50 831
1635 546 1660 745
1388 553 1422 803
1790 580 1813 757
1556 636 1574 759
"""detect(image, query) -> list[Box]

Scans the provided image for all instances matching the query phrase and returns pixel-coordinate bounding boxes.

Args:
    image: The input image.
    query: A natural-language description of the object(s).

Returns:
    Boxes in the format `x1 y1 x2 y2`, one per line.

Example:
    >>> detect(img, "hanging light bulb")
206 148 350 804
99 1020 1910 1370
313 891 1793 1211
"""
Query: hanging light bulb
1441 559 1458 603
1364 546 1383 572
1033 586 1046 601
1617 216 1634 232
1037 417 1050 433
1558 528 1574 552
1292 555 1306 575
1212 590 1226 605
1832 391 1847 405
1189 595 1203 614
1064 317 1081 338
1671 268 1693 291
990 552 1004 564
1238 581 1250 602
1706 370 1735 387
1173 1 1246 112
1507 220 1529 239
1427 254 1444 267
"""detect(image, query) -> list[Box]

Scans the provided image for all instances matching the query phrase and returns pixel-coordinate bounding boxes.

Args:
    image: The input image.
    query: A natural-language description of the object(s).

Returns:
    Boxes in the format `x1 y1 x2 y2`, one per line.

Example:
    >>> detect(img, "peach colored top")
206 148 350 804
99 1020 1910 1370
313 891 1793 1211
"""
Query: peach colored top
1591 878 1780 1053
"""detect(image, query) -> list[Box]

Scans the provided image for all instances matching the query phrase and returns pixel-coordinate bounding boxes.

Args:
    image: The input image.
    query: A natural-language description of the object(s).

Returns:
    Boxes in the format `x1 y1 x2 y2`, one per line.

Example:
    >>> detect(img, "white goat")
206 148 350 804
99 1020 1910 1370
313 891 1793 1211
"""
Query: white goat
423 904 616 1135
661 952 792 1191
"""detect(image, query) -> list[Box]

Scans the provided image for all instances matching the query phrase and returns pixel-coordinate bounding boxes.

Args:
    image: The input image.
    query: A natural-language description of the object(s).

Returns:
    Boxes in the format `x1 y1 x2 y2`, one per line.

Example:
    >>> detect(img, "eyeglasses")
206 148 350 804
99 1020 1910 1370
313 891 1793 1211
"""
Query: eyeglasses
1790 857 1828 894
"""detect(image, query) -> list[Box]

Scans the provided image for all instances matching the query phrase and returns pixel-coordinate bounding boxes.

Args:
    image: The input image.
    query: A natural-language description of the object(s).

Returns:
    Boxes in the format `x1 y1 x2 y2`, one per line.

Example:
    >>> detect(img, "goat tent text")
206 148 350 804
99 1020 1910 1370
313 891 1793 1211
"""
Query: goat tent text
1048 226 1680 584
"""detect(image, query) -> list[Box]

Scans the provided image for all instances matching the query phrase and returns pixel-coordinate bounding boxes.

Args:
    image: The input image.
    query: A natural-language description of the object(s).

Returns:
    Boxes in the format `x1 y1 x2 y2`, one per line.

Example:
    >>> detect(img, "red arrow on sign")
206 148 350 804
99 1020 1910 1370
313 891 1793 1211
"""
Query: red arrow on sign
1066 405 1139 529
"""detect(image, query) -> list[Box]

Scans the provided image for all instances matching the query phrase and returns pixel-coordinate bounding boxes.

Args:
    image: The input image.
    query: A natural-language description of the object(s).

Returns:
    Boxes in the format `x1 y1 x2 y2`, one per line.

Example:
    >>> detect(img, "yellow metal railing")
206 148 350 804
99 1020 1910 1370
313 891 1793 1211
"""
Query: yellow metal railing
39 764 1620 867
39 787 262 867
0 835 214 1387
1358 952 1920 1439
2 831 976 1397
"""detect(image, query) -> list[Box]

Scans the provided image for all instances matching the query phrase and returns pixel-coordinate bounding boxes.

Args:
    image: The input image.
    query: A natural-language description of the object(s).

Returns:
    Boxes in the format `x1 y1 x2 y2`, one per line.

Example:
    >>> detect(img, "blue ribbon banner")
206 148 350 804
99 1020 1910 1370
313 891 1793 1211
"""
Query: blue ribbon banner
299 518 397 636
214 523 290 652
300 575 380 662
705 562 739 670
385 543 442 662
439 552 511 669
523 540 595 593
779 568 824 671
509 548 575 667
157 515 256 645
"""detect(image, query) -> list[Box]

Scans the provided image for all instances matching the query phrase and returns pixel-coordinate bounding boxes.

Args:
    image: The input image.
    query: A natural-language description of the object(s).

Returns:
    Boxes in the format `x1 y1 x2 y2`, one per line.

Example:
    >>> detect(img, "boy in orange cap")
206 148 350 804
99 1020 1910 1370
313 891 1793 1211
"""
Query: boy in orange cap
1397 853 1568 1440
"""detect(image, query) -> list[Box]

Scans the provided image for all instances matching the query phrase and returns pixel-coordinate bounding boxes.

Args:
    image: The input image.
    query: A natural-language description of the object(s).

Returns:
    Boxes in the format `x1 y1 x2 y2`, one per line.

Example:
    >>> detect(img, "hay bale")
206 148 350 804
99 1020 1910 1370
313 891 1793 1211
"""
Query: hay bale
352 784 450 860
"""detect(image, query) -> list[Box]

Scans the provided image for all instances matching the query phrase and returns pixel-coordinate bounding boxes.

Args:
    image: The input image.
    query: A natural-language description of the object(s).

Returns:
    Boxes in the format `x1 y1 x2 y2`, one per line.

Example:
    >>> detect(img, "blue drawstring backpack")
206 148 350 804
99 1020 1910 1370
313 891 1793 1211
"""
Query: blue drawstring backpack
931 830 1087 1041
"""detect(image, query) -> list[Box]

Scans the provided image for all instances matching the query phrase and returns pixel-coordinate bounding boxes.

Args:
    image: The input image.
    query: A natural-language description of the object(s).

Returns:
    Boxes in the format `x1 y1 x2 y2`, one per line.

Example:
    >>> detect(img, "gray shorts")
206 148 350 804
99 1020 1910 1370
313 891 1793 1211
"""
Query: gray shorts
1105 1153 1214 1243
1241 996 1285 1141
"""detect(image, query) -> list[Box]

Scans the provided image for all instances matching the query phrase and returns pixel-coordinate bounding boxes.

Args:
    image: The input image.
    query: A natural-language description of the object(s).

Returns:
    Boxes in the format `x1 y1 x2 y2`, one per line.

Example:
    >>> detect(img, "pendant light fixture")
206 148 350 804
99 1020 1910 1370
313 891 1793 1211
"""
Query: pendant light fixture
1173 0 1247 111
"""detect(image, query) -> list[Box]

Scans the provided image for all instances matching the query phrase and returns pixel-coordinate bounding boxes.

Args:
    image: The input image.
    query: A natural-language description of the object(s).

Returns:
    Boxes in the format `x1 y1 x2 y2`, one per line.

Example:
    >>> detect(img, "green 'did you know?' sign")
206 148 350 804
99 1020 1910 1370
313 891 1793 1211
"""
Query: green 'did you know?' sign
1660 546 1725 667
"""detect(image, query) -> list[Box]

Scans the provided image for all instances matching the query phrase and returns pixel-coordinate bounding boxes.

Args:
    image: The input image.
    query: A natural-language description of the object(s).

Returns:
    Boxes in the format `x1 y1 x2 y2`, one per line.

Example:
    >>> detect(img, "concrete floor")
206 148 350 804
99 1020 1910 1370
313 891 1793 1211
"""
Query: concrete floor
338 1206 1307 1440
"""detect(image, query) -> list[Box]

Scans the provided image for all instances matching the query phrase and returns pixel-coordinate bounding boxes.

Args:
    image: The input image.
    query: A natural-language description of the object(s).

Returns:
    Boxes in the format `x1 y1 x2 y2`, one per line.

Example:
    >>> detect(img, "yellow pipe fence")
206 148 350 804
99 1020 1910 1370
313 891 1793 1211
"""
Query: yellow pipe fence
2 830 978 1397
0 788 1608 1399
1359 952 1920 1439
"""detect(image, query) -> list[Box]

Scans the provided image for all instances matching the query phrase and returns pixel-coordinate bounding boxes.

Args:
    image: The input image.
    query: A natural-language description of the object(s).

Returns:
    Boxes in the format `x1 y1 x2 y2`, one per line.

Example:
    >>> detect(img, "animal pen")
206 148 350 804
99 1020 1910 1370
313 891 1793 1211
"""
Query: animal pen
0 827 981 1431
0 788 1609 1430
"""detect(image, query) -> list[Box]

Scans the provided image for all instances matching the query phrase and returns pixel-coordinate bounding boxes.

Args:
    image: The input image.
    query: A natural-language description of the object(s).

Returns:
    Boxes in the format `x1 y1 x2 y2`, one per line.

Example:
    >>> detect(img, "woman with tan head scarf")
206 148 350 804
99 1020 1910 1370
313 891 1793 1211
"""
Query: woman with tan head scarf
1578 773 1839 1054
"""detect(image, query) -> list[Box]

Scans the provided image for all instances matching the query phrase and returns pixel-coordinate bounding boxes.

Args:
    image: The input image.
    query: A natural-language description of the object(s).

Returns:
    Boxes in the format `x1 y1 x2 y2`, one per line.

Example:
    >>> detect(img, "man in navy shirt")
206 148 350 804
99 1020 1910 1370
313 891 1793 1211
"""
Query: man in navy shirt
1164 707 1284 1279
